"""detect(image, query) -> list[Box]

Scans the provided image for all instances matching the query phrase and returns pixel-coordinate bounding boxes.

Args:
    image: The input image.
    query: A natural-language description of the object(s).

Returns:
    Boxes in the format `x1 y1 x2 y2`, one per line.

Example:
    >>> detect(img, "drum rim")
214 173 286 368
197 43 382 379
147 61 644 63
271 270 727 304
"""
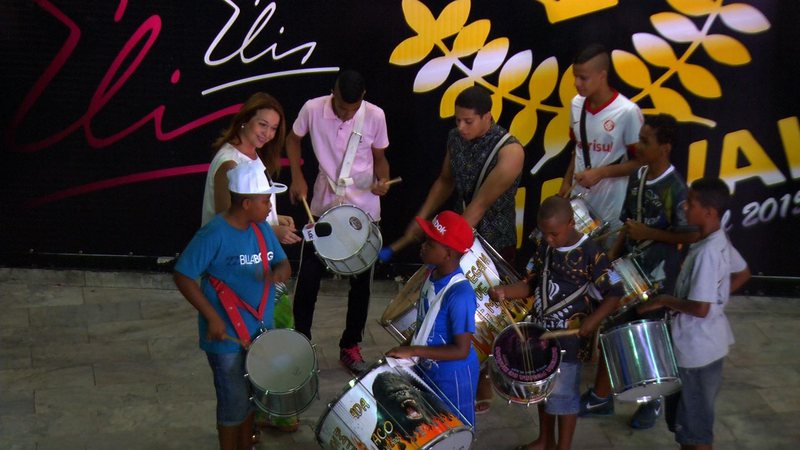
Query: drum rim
613 378 682 401
252 374 319 417
314 221 382 262
601 318 667 335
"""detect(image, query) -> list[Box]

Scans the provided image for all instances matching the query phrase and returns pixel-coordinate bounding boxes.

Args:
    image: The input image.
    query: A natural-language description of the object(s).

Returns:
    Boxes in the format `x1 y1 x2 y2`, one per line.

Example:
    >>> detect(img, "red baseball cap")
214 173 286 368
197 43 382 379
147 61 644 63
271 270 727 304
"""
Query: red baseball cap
415 211 474 253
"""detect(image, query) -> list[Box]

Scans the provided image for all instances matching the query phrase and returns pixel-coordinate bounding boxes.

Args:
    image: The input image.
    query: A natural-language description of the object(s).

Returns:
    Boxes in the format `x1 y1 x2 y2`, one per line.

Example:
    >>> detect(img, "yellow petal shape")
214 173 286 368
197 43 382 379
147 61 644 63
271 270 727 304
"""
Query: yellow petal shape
611 50 652 89
434 0 471 39
414 56 454 93
632 33 677 68
559 65 576 106
452 20 490 57
677 62 721 98
528 112 570 176
651 12 700 43
472 38 509 76
666 0 717 17
719 3 771 34
440 78 474 117
403 0 436 35
498 50 533 94
649 87 695 122
510 105 538 145
702 34 751 66
390 35 434 66
529 56 558 103
491 92 504 121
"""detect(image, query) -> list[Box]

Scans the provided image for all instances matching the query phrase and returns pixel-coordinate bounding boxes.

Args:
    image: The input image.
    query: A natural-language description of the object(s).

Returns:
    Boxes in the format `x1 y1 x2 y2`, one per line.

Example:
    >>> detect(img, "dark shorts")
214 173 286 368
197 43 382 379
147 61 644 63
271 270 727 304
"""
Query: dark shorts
665 357 724 445
206 351 253 426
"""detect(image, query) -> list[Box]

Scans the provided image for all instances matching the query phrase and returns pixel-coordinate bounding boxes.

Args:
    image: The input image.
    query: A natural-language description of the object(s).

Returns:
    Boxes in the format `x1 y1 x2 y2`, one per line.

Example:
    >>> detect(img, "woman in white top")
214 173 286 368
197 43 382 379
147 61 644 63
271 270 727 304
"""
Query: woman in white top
201 92 301 245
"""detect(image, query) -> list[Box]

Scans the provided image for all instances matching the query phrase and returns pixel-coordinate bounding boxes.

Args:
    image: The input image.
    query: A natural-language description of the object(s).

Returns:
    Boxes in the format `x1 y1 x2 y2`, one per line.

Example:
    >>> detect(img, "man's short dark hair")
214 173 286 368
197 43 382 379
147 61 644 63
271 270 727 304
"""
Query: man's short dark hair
335 70 365 103
455 85 492 116
691 177 730 216
574 43 610 71
645 113 678 147
537 196 573 223
230 191 248 207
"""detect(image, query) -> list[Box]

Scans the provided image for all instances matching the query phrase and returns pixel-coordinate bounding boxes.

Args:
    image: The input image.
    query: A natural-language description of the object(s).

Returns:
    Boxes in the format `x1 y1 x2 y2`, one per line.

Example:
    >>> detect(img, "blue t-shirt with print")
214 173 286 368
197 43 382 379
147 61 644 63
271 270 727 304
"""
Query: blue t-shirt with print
175 214 287 353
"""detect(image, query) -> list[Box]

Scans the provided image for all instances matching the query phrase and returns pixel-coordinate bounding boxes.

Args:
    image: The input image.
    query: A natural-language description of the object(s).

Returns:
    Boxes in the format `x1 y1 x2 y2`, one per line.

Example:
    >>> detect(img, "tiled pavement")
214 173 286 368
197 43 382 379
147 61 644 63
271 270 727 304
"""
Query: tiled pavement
1 268 799 449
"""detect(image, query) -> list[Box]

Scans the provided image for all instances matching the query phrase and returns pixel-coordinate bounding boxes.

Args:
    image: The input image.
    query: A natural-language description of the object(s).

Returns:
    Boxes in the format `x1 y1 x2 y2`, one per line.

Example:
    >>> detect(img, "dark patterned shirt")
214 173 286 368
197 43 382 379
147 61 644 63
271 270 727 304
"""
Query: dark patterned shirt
527 236 623 361
620 165 695 295
448 123 521 251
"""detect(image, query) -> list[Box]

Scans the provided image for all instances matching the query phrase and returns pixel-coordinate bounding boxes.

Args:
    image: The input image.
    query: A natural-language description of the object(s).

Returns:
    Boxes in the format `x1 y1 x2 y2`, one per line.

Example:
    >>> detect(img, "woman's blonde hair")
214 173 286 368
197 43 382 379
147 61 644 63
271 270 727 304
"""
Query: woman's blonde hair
213 92 286 175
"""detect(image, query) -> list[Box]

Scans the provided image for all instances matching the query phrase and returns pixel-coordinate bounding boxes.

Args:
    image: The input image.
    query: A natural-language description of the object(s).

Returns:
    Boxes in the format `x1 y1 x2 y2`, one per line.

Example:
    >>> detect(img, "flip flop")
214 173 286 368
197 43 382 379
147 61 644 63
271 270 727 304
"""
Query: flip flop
475 399 492 415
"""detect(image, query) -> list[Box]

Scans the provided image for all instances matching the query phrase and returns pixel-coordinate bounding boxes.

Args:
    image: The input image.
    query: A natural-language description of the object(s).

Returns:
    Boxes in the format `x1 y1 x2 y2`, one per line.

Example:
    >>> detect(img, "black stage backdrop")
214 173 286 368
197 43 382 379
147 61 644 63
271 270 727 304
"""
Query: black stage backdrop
2 0 799 277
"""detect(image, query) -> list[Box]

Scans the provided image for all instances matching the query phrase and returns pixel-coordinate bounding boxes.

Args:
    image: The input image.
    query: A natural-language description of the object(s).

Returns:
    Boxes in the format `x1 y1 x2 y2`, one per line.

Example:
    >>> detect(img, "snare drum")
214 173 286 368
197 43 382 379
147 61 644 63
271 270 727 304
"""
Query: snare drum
600 320 681 402
380 266 428 343
570 194 608 238
316 359 473 449
609 254 654 319
313 204 382 276
245 328 319 417
488 323 562 405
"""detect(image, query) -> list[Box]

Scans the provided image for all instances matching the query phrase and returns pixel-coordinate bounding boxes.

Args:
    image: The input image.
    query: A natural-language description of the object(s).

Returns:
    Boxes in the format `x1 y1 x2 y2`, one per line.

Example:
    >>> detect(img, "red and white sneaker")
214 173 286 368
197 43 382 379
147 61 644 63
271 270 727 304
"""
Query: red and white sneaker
339 345 369 374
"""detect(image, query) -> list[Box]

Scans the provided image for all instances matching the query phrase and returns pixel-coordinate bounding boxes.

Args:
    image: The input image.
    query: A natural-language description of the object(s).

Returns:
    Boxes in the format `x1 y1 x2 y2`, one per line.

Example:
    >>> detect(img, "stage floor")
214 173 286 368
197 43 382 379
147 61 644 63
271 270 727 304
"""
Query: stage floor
1 268 799 449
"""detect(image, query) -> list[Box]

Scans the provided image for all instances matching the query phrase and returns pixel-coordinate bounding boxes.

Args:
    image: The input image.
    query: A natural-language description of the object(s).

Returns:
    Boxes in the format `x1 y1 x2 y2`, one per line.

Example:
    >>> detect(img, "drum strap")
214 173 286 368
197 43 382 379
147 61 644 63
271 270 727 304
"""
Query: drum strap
634 166 654 252
579 99 592 169
412 272 468 347
208 223 272 346
328 103 367 197
467 132 512 205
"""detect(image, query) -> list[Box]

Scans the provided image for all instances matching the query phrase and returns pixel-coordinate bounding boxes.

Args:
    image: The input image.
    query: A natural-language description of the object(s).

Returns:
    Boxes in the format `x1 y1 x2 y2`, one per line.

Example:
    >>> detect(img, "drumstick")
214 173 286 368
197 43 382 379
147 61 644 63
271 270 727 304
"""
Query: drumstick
223 334 247 348
539 328 581 340
384 176 403 186
483 274 526 342
300 196 315 224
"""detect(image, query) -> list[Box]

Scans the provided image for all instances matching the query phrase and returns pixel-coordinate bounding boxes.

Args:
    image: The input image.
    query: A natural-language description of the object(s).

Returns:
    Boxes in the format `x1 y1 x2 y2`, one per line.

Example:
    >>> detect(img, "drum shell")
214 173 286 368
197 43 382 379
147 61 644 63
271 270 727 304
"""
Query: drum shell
488 323 562 406
608 255 654 320
245 329 319 417
313 204 382 276
600 320 681 402
315 359 473 449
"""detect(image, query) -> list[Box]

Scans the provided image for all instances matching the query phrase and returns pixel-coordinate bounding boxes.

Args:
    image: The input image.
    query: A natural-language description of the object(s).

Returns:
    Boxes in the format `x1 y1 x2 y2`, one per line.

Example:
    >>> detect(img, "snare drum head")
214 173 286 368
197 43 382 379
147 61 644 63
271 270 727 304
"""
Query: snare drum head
246 329 316 392
492 323 560 381
314 205 370 259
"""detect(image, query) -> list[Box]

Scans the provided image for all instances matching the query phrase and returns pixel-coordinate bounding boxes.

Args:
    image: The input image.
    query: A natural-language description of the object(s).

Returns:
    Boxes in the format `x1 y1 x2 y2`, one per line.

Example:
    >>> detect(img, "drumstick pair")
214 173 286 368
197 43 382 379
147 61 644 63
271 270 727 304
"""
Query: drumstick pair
299 177 403 224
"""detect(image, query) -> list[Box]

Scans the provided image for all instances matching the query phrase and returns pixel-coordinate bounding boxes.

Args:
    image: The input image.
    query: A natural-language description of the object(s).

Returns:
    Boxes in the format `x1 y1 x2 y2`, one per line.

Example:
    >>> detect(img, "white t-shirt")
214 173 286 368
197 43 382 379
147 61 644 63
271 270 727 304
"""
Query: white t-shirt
569 92 643 228
670 229 747 368
201 143 277 226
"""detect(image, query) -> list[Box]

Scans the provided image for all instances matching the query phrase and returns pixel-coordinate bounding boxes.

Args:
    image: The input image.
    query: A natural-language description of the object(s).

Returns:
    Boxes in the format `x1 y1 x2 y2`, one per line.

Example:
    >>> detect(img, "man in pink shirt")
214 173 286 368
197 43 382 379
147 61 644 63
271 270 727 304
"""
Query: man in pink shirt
286 70 391 374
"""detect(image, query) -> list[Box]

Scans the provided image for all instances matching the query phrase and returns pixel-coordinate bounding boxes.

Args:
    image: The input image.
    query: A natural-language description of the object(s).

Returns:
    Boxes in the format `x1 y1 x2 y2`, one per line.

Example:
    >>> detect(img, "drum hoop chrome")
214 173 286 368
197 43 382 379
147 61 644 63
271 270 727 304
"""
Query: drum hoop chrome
313 221 381 263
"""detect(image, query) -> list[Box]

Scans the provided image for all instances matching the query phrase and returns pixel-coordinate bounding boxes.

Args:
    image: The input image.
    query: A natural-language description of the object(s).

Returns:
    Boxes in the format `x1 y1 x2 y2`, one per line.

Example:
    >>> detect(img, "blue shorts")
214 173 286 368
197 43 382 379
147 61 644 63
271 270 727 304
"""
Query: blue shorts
206 351 253 426
665 358 724 445
544 361 581 415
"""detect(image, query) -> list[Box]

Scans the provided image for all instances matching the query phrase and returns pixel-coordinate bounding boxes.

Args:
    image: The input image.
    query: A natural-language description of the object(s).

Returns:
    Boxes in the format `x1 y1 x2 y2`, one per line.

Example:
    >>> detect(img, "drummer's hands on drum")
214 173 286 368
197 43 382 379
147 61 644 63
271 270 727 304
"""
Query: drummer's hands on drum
636 295 666 315
289 177 308 204
386 345 415 359
488 286 506 302
624 219 652 241
370 178 390 196
575 167 603 188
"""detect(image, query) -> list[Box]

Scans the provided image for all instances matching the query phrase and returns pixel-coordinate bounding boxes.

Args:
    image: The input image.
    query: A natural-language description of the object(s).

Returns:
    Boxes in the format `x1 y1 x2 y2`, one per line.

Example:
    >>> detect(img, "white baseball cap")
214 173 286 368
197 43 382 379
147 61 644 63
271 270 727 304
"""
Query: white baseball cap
227 160 287 195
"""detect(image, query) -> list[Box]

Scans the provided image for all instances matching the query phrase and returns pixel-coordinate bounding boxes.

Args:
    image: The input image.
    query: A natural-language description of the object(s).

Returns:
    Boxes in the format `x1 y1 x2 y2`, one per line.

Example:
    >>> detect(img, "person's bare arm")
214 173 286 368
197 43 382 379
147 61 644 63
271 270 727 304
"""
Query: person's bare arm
213 160 237 214
730 267 751 294
576 159 642 188
558 150 576 197
386 332 473 361
370 146 391 196
286 131 307 204
403 151 456 240
462 142 524 228
173 272 227 340
638 294 711 318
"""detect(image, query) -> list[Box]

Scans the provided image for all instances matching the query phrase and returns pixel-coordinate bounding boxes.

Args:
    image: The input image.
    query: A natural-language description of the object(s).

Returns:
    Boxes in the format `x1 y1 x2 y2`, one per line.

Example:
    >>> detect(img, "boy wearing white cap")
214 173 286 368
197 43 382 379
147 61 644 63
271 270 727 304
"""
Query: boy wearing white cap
174 160 291 450
387 211 479 427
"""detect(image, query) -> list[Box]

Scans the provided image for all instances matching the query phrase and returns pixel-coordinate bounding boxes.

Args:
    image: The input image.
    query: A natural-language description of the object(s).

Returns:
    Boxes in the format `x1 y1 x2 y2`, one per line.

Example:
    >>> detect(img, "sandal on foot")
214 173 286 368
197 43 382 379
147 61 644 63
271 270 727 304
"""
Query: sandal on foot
475 399 492 415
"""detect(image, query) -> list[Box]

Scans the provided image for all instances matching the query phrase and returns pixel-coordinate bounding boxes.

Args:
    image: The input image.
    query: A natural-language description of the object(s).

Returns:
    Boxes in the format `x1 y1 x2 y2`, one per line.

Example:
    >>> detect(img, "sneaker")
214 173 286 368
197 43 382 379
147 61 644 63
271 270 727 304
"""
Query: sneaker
340 345 369 374
629 398 662 429
578 388 615 416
